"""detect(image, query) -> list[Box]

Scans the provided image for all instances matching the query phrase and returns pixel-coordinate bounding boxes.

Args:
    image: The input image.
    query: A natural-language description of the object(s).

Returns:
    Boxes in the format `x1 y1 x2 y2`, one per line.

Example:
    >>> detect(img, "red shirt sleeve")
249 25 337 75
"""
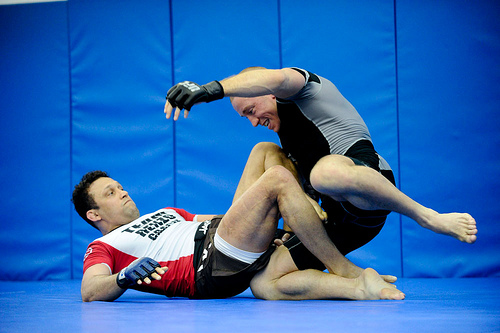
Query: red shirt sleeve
82 240 114 273
165 207 196 221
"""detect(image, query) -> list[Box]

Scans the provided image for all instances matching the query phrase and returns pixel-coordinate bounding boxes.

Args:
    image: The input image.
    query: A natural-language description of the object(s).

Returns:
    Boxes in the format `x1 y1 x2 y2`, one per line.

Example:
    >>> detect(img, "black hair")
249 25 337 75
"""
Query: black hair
71 170 109 230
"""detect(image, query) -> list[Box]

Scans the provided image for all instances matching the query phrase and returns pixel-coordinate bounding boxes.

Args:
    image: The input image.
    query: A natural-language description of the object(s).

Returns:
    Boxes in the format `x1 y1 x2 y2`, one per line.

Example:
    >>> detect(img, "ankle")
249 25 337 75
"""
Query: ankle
416 207 438 228
332 261 363 279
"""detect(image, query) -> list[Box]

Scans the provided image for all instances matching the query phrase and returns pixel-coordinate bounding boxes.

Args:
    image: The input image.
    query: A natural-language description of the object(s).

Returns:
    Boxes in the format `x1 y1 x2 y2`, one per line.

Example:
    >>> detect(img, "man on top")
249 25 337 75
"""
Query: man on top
164 67 477 264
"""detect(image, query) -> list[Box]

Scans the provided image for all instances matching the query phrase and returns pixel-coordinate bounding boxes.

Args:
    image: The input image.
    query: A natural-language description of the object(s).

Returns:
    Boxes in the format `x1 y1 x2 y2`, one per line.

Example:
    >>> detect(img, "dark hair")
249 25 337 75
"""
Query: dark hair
72 170 109 230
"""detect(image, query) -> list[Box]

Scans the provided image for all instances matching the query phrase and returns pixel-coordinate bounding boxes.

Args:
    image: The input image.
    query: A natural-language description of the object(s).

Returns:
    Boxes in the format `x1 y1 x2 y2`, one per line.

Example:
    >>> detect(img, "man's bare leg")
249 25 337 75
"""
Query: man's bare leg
228 143 396 280
233 142 327 222
310 155 477 244
251 245 405 301
219 165 361 278
233 142 300 203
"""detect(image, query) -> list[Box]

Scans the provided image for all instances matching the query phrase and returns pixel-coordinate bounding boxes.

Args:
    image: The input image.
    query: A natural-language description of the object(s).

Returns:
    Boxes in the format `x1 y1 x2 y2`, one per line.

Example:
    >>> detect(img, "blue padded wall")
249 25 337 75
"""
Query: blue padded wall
0 0 498 280
171 0 280 215
397 0 500 277
0 2 71 280
280 0 401 276
68 0 174 278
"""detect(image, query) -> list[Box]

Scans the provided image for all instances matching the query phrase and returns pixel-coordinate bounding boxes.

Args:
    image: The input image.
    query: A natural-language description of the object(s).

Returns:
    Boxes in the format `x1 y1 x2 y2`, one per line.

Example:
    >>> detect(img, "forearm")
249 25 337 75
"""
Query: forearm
81 274 126 302
220 68 304 99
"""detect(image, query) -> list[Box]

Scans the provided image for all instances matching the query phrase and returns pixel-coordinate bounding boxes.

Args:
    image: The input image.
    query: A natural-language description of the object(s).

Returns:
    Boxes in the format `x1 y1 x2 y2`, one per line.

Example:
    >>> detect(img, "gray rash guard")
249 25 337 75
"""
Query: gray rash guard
276 67 391 181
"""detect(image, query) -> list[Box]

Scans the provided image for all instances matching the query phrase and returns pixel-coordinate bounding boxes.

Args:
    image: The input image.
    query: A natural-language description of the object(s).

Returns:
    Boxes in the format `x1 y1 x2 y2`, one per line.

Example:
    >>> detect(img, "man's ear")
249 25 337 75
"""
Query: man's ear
86 209 101 223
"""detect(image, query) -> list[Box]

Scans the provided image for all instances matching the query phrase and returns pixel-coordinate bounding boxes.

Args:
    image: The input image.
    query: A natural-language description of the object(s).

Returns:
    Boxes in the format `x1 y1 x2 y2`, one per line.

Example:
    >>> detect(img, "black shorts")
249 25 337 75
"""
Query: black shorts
191 216 275 299
287 140 396 271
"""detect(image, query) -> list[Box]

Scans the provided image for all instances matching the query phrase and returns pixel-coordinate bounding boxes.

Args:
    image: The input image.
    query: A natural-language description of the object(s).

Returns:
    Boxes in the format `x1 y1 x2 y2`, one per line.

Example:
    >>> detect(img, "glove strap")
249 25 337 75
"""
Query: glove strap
203 81 224 102
116 268 133 289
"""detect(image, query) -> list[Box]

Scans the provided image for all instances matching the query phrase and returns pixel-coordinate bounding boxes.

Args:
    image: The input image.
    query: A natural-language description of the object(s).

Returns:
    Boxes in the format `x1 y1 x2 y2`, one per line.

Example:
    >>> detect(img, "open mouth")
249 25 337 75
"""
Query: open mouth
262 119 270 127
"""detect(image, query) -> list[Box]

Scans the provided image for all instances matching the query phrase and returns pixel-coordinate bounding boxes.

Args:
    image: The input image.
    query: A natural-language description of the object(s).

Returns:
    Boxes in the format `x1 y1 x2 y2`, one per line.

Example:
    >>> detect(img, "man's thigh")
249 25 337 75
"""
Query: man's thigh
218 176 281 253
194 218 275 299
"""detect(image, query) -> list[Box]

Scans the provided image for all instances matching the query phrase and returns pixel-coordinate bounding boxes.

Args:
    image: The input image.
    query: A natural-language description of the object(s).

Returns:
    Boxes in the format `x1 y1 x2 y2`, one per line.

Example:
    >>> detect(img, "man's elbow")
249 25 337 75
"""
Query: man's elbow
81 288 116 302
273 68 304 99
81 290 98 302
81 293 93 302
81 293 117 302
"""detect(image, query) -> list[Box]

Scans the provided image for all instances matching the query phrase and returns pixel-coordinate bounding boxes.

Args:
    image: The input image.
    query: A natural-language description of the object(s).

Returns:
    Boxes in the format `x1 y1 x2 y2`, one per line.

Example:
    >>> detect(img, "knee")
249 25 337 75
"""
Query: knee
250 142 286 161
251 142 282 155
250 247 294 300
263 165 295 188
309 156 354 194
250 273 274 300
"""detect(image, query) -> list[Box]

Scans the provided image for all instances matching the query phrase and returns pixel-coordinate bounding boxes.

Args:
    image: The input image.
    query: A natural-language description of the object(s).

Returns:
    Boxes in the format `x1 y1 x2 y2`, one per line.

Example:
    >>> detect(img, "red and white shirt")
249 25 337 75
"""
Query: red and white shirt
83 207 203 297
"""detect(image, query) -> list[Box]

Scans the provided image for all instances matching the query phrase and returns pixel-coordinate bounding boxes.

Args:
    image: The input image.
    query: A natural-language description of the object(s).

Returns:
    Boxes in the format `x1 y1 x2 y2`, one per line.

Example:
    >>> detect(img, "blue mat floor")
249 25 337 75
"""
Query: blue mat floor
0 278 499 332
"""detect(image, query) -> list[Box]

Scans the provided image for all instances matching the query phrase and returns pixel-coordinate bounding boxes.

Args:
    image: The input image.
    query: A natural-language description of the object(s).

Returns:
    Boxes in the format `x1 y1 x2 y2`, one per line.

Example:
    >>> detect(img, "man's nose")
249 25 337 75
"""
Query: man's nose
249 117 259 127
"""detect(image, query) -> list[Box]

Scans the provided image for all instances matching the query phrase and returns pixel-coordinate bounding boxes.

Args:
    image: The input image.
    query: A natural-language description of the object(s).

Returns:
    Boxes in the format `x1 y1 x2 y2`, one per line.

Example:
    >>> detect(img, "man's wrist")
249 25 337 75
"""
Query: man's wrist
202 81 224 101
116 268 133 289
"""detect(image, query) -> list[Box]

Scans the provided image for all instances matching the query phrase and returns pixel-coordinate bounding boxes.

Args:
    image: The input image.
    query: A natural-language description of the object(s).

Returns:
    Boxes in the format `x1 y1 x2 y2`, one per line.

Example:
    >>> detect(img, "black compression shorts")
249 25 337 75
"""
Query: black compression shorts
192 216 275 299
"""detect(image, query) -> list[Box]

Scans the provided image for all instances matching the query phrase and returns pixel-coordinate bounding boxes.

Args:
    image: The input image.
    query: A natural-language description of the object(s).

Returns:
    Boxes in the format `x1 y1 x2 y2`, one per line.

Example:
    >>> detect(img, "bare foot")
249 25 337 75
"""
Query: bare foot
381 275 397 283
341 266 398 285
422 211 477 243
355 268 405 300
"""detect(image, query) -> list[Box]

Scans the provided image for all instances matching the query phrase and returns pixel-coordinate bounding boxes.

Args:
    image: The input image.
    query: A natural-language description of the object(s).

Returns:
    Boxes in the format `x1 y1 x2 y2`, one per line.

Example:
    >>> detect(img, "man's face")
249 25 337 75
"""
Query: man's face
231 95 281 132
88 177 140 228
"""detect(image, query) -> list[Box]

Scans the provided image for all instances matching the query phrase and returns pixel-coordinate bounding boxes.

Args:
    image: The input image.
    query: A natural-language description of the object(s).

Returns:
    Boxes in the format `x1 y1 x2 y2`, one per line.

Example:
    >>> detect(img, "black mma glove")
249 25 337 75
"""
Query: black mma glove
116 257 161 289
166 80 224 111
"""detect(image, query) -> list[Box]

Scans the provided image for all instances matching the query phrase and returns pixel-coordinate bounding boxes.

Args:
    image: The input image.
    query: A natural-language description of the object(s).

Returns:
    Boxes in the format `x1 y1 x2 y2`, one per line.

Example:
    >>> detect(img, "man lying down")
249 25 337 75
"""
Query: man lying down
72 168 404 302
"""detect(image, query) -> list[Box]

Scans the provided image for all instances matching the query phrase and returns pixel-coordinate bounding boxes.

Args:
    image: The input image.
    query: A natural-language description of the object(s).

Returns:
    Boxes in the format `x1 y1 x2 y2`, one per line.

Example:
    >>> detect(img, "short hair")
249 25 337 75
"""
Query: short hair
72 170 109 230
